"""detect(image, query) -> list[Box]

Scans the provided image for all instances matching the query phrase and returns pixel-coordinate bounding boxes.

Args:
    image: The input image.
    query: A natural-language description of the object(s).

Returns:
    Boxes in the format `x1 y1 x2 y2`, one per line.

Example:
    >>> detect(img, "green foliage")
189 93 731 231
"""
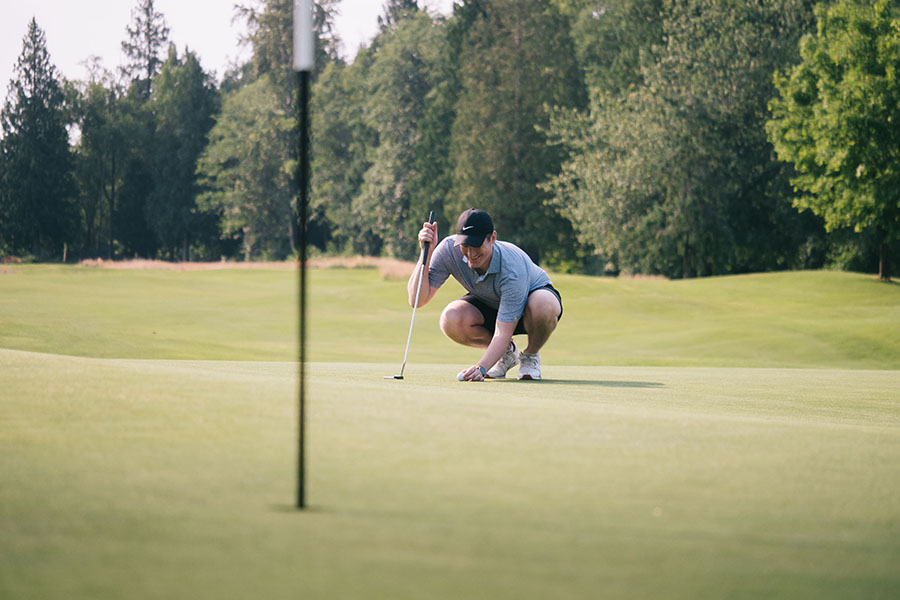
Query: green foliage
69 73 124 258
198 75 295 260
309 58 375 253
548 0 818 277
146 48 220 259
120 0 170 97
355 11 444 258
197 0 343 259
0 18 78 259
449 0 586 264
112 88 159 258
566 0 665 94
768 0 900 279
239 0 340 87
378 0 420 31
310 9 451 259
5 0 900 275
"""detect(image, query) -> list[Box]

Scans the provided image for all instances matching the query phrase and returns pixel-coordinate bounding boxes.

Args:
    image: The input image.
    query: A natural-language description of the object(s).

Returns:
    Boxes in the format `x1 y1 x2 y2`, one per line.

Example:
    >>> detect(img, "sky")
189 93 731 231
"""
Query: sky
1 0 454 101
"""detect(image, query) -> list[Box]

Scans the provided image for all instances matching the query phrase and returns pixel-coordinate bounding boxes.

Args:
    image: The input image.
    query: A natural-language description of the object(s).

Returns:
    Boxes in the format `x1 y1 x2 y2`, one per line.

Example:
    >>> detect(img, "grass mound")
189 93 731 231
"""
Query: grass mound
0 266 897 368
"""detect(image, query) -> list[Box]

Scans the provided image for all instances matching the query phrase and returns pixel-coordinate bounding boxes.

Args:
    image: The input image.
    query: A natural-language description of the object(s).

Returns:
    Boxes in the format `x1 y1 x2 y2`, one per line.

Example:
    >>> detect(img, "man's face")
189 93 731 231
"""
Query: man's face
460 231 496 273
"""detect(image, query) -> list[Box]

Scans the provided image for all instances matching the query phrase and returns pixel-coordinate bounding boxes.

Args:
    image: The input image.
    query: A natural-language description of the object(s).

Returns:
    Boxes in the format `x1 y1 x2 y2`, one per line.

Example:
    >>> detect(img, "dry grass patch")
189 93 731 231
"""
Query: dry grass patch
79 256 415 279
310 256 414 279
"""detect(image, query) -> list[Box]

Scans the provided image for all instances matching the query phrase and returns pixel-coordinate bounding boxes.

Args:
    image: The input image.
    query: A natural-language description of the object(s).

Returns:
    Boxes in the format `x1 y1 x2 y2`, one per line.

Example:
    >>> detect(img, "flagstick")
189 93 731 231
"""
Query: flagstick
294 0 314 511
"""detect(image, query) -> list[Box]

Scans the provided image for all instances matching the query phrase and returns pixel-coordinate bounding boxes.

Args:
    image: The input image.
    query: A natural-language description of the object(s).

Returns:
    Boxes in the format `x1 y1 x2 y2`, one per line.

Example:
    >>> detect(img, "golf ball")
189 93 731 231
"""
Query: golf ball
457 371 466 381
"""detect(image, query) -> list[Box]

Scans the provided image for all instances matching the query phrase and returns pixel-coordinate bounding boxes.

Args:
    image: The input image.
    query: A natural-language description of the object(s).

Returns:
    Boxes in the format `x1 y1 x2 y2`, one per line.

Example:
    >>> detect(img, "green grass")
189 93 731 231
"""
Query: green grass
2 350 898 599
1 266 899 598
1 265 898 368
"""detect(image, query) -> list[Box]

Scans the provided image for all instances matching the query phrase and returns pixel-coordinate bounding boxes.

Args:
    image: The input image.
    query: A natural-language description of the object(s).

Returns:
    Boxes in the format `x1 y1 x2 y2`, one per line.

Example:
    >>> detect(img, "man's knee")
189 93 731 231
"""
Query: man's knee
440 300 481 337
523 290 561 328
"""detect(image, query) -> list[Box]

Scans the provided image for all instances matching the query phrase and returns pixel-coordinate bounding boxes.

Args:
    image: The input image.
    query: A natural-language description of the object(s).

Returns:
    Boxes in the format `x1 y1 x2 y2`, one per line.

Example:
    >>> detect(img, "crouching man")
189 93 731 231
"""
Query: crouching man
408 208 563 381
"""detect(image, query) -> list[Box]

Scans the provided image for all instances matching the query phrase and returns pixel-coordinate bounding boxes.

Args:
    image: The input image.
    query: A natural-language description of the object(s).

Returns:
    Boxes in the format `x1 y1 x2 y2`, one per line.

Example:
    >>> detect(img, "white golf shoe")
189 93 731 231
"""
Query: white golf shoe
486 340 519 379
517 351 541 380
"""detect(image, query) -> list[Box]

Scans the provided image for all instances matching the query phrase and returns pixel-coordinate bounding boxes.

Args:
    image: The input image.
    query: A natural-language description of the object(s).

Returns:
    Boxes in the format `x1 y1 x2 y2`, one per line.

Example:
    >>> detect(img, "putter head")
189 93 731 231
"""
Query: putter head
384 375 403 380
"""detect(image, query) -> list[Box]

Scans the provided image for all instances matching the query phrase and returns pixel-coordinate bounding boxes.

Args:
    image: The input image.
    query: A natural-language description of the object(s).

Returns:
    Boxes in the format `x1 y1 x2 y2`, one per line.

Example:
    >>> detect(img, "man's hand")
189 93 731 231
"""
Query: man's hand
418 221 437 255
458 364 486 382
408 219 440 308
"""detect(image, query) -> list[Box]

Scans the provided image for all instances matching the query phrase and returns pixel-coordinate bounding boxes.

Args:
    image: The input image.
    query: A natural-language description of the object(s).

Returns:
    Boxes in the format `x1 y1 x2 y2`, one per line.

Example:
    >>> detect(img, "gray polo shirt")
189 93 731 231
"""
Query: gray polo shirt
428 236 551 323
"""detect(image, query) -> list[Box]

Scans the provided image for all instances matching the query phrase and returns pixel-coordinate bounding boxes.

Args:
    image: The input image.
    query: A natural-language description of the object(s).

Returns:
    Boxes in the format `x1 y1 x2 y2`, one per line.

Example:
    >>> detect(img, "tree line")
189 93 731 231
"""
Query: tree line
1 0 897 279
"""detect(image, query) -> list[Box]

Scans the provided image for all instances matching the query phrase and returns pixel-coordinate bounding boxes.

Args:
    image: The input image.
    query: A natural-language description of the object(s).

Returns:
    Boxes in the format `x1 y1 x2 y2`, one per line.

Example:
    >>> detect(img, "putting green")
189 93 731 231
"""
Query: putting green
2 348 898 599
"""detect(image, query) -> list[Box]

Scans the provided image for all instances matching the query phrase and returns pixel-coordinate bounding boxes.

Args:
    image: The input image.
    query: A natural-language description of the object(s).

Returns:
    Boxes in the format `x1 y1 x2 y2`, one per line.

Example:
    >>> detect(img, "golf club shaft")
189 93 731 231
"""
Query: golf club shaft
399 261 426 377
397 210 436 378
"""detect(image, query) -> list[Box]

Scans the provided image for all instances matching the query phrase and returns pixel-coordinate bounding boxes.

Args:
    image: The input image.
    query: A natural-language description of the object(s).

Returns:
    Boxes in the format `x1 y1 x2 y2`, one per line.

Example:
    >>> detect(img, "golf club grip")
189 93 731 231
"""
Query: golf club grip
421 210 436 265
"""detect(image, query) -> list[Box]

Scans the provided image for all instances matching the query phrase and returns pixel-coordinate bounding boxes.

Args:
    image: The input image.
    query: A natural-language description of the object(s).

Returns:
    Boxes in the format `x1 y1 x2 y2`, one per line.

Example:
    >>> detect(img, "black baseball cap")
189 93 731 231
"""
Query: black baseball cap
454 209 494 247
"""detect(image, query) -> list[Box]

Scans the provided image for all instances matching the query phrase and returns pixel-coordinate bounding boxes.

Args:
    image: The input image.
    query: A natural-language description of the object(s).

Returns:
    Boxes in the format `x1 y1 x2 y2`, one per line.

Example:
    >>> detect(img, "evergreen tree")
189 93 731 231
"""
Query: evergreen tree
120 0 171 98
112 0 172 258
378 0 419 30
70 67 127 258
0 18 77 259
113 95 158 258
449 0 586 264
239 0 340 88
147 47 219 260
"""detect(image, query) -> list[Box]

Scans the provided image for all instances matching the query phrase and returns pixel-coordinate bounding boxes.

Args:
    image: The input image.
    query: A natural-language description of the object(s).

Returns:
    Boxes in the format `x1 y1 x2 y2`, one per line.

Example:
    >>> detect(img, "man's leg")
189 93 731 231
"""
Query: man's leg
521 289 561 355
440 300 492 348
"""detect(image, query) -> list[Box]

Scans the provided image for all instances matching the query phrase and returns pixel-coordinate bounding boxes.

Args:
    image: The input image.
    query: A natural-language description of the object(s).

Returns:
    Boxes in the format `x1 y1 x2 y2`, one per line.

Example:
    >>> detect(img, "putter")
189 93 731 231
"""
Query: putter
386 210 436 380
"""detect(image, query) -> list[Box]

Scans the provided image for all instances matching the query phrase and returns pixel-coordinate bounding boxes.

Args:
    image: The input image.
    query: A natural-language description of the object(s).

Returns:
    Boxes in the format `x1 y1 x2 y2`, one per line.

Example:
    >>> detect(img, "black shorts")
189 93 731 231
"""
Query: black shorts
460 284 563 336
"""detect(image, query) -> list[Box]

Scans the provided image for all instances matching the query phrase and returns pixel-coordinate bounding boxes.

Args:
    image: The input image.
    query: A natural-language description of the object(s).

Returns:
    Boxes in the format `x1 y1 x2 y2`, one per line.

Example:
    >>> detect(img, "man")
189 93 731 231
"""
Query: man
409 208 563 381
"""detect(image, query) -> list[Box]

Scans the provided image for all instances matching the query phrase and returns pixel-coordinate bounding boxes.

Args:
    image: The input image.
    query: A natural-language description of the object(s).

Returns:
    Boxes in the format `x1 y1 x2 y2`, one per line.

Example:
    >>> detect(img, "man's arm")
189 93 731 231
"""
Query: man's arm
459 320 516 381
408 220 440 307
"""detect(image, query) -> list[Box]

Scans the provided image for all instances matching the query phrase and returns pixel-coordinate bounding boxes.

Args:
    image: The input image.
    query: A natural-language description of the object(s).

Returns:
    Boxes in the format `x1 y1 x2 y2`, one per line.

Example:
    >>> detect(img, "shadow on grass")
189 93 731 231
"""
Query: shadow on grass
492 379 664 388
269 503 331 514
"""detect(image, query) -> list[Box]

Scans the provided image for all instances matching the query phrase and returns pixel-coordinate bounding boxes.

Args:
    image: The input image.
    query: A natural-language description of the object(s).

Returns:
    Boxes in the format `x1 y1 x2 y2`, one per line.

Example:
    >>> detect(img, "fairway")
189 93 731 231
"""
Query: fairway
1 265 899 368
1 266 899 599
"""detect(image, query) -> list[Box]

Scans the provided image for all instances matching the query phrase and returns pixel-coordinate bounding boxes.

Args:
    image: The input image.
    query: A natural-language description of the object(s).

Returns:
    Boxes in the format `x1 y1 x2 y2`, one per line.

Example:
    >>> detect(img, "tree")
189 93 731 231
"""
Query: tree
112 83 159 258
69 64 128 258
111 0 173 258
227 0 342 254
547 0 818 277
197 75 295 259
449 0 586 265
146 47 219 260
120 0 171 98
239 0 340 87
354 10 443 258
0 18 77 259
767 0 900 280
378 0 419 30
563 0 665 95
309 56 377 253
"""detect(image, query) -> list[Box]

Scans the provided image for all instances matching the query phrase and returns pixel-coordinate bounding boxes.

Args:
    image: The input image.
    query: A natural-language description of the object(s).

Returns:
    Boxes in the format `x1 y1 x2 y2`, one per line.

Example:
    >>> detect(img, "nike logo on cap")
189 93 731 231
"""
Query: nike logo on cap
462 225 476 232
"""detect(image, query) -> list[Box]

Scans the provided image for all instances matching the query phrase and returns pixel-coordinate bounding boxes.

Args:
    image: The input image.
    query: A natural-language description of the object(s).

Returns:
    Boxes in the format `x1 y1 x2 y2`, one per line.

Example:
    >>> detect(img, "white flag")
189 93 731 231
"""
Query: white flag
293 0 314 71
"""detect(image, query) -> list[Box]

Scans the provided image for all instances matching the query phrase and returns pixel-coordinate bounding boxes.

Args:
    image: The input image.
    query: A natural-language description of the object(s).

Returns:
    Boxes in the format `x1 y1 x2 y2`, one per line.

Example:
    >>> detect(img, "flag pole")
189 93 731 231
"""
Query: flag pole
293 0 314 510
